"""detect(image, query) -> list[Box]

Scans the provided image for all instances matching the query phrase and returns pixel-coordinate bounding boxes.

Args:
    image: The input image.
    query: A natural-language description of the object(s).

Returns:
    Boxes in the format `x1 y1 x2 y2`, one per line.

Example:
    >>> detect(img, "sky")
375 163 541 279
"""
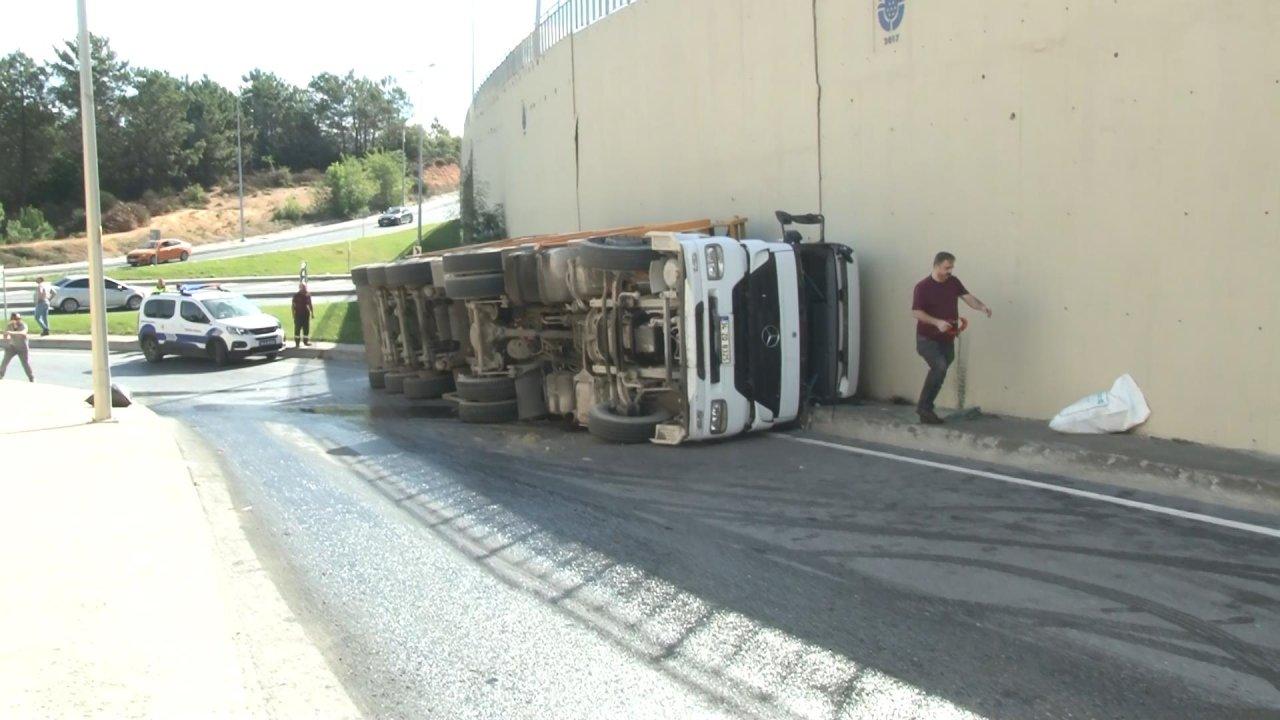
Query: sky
0 0 543 133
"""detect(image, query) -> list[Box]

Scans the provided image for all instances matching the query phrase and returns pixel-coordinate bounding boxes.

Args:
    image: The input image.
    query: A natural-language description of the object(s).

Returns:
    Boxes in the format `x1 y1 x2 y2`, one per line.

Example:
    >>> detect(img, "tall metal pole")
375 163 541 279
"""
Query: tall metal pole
400 128 407 206
416 128 424 246
236 97 246 242
76 0 112 421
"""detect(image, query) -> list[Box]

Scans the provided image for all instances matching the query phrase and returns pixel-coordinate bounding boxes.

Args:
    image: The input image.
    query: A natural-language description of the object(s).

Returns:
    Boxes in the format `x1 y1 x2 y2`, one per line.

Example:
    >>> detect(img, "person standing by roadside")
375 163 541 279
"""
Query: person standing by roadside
910 252 992 424
153 278 166 294
32 276 53 336
1 313 34 382
291 282 314 348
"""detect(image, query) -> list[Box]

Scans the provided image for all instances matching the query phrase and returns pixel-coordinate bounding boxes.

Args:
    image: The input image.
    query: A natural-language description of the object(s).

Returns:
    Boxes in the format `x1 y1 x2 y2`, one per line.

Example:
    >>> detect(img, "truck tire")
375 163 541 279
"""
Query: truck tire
404 373 455 400
455 372 516 402
443 272 506 300
368 369 388 388
385 259 435 288
442 249 504 275
586 404 672 444
385 371 415 394
577 236 658 272
457 398 519 424
366 264 389 289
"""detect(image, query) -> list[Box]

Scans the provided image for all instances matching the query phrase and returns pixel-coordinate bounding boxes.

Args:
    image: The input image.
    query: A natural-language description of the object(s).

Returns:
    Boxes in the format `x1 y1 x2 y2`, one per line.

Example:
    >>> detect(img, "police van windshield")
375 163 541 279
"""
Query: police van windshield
202 295 260 320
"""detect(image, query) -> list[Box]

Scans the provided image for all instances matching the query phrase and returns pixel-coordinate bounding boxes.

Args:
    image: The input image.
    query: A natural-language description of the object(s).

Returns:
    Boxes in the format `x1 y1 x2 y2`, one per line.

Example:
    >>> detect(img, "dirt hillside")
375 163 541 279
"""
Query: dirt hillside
0 186 318 268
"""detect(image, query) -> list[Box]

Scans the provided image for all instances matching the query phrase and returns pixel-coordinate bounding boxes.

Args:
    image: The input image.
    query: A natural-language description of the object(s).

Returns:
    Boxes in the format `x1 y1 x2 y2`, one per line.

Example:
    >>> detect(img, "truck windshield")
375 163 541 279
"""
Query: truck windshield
732 251 782 416
202 295 260 320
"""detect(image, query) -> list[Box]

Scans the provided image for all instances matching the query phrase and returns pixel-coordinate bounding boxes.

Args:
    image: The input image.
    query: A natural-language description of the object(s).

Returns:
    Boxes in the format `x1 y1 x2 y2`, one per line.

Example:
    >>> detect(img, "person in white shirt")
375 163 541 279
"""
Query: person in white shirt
32 276 54 336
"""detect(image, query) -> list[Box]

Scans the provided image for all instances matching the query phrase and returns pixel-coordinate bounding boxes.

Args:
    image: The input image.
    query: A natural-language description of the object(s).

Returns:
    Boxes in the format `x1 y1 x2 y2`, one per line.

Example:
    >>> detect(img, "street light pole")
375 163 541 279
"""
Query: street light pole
416 127 424 246
236 96 246 242
76 0 112 421
400 127 407 206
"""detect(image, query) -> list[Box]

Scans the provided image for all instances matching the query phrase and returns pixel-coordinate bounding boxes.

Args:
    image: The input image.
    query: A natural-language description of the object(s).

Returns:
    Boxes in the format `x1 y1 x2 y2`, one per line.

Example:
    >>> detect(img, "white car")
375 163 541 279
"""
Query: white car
52 275 144 313
137 285 284 366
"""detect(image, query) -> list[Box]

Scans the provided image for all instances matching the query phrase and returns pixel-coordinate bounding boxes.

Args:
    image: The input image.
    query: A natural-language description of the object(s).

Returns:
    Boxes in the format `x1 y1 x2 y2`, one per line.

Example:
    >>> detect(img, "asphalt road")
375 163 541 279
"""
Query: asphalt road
3 192 459 278
27 351 1280 719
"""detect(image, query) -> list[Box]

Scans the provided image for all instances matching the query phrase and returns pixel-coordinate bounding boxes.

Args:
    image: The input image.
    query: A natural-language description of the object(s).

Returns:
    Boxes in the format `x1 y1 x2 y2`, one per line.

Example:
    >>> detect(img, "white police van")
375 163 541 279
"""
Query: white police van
138 285 284 365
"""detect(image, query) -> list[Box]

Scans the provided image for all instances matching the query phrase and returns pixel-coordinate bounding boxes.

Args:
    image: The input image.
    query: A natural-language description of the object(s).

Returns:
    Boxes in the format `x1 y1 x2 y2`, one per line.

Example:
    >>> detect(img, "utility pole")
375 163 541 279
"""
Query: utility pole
416 127 424 247
236 96 246 242
400 127 407 206
76 0 112 421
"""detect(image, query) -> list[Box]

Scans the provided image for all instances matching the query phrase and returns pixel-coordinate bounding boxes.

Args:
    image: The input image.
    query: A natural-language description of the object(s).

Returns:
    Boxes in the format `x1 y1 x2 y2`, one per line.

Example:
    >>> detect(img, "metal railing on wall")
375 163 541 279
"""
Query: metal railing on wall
473 0 638 108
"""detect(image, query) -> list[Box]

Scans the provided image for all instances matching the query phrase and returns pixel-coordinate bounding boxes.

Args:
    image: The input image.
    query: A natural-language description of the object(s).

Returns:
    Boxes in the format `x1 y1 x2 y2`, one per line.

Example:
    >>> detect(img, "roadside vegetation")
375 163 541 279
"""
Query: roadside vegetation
108 226 430 281
0 35 462 266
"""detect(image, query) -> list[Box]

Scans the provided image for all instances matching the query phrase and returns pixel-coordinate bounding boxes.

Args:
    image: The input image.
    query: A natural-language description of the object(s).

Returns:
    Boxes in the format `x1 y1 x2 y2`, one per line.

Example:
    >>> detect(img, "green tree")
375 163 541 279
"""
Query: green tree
4 205 55 243
364 150 405 210
48 35 132 204
118 70 195 196
0 200 6 240
0 53 58 213
322 155 375 218
184 76 237 188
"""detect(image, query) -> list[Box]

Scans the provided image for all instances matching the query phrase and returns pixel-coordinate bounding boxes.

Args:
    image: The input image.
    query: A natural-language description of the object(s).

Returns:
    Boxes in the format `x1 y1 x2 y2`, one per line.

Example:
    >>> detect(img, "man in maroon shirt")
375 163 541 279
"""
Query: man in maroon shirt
910 252 992 424
291 282 314 348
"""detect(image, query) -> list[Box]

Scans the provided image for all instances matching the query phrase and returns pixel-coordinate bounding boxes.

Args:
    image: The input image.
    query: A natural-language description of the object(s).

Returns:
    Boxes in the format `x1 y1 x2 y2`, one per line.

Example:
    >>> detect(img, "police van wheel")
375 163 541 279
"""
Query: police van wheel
210 340 231 367
141 336 164 364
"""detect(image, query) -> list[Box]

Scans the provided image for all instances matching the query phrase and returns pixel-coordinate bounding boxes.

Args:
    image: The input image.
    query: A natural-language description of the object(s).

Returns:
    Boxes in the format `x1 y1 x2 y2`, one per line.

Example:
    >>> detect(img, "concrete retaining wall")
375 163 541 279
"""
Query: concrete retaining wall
464 0 1280 453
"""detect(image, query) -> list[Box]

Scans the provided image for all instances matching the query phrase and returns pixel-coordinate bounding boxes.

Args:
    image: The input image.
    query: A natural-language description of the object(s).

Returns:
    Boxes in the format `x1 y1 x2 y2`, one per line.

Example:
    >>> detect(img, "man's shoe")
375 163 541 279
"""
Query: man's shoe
302 338 311 346
917 409 944 425
40 330 49 336
294 339 300 348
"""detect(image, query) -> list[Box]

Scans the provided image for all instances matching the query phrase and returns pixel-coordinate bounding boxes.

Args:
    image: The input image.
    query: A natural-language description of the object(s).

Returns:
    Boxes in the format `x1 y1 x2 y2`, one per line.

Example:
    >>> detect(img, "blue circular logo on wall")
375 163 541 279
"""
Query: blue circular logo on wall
877 0 905 32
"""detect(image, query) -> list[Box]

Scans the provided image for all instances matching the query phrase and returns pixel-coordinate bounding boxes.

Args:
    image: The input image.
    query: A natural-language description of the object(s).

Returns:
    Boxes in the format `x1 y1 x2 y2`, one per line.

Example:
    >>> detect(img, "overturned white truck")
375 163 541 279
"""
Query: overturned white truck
352 213 859 444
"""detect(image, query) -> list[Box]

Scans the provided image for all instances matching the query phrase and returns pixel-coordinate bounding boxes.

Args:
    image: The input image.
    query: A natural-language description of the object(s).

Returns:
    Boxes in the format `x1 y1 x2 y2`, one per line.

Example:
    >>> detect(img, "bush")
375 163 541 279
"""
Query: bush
99 190 120 212
180 184 208 208
56 208 87 238
322 156 376 219
140 190 180 216
4 206 57 243
364 151 405 211
273 196 305 222
102 202 151 234
260 167 293 188
295 167 324 185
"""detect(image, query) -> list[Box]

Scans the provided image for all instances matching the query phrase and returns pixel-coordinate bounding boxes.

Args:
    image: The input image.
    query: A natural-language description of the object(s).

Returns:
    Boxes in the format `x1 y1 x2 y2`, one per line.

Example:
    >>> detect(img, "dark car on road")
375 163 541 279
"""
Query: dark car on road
378 206 413 227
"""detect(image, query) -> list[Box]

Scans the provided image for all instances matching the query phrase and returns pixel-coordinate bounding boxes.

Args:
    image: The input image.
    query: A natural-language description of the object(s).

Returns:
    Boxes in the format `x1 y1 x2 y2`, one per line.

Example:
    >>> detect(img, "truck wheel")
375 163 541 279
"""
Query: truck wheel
442 249 504 275
385 371 415 394
404 373 455 400
577 236 658 272
457 398 519 424
443 273 506 299
368 369 388 388
586 403 673 444
141 335 164 364
455 372 516 402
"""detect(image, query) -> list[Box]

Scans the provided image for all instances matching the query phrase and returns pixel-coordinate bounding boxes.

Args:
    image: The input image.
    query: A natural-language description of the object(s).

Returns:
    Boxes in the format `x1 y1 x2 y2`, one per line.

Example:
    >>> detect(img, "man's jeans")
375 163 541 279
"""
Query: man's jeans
33 302 50 333
916 337 956 412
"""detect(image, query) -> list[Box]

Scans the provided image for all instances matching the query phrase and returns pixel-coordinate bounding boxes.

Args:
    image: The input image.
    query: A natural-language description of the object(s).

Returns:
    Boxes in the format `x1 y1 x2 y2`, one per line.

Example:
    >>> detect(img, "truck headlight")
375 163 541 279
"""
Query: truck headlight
705 245 724 280
709 399 727 435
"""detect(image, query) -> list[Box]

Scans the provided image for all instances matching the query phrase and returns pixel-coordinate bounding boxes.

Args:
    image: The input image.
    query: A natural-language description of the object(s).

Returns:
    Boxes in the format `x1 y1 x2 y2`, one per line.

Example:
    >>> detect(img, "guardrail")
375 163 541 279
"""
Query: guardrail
474 0 638 107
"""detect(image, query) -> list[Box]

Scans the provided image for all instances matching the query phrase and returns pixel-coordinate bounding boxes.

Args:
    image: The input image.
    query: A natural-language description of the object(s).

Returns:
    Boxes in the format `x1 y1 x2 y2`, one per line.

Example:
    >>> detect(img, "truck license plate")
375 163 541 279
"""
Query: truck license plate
718 317 732 364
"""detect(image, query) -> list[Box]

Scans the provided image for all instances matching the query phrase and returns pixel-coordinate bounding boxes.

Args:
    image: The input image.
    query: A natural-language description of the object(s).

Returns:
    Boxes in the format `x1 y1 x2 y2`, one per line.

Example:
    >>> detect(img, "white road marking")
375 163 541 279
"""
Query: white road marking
782 435 1280 540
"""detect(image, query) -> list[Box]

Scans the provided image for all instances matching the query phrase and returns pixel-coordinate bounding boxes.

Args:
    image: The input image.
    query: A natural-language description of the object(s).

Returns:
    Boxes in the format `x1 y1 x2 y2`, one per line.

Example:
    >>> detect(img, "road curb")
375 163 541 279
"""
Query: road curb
805 403 1280 511
30 335 365 362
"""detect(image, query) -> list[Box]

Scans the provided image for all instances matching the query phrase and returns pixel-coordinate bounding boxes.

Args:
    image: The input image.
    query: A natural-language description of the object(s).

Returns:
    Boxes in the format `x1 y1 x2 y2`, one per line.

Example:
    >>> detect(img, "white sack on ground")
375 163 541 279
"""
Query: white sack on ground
1049 374 1152 434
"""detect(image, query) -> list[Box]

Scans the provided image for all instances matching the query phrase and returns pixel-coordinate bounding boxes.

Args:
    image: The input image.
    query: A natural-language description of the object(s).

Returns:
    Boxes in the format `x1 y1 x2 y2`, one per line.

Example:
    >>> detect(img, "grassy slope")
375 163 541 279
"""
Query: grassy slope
108 225 428 281
37 301 363 344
